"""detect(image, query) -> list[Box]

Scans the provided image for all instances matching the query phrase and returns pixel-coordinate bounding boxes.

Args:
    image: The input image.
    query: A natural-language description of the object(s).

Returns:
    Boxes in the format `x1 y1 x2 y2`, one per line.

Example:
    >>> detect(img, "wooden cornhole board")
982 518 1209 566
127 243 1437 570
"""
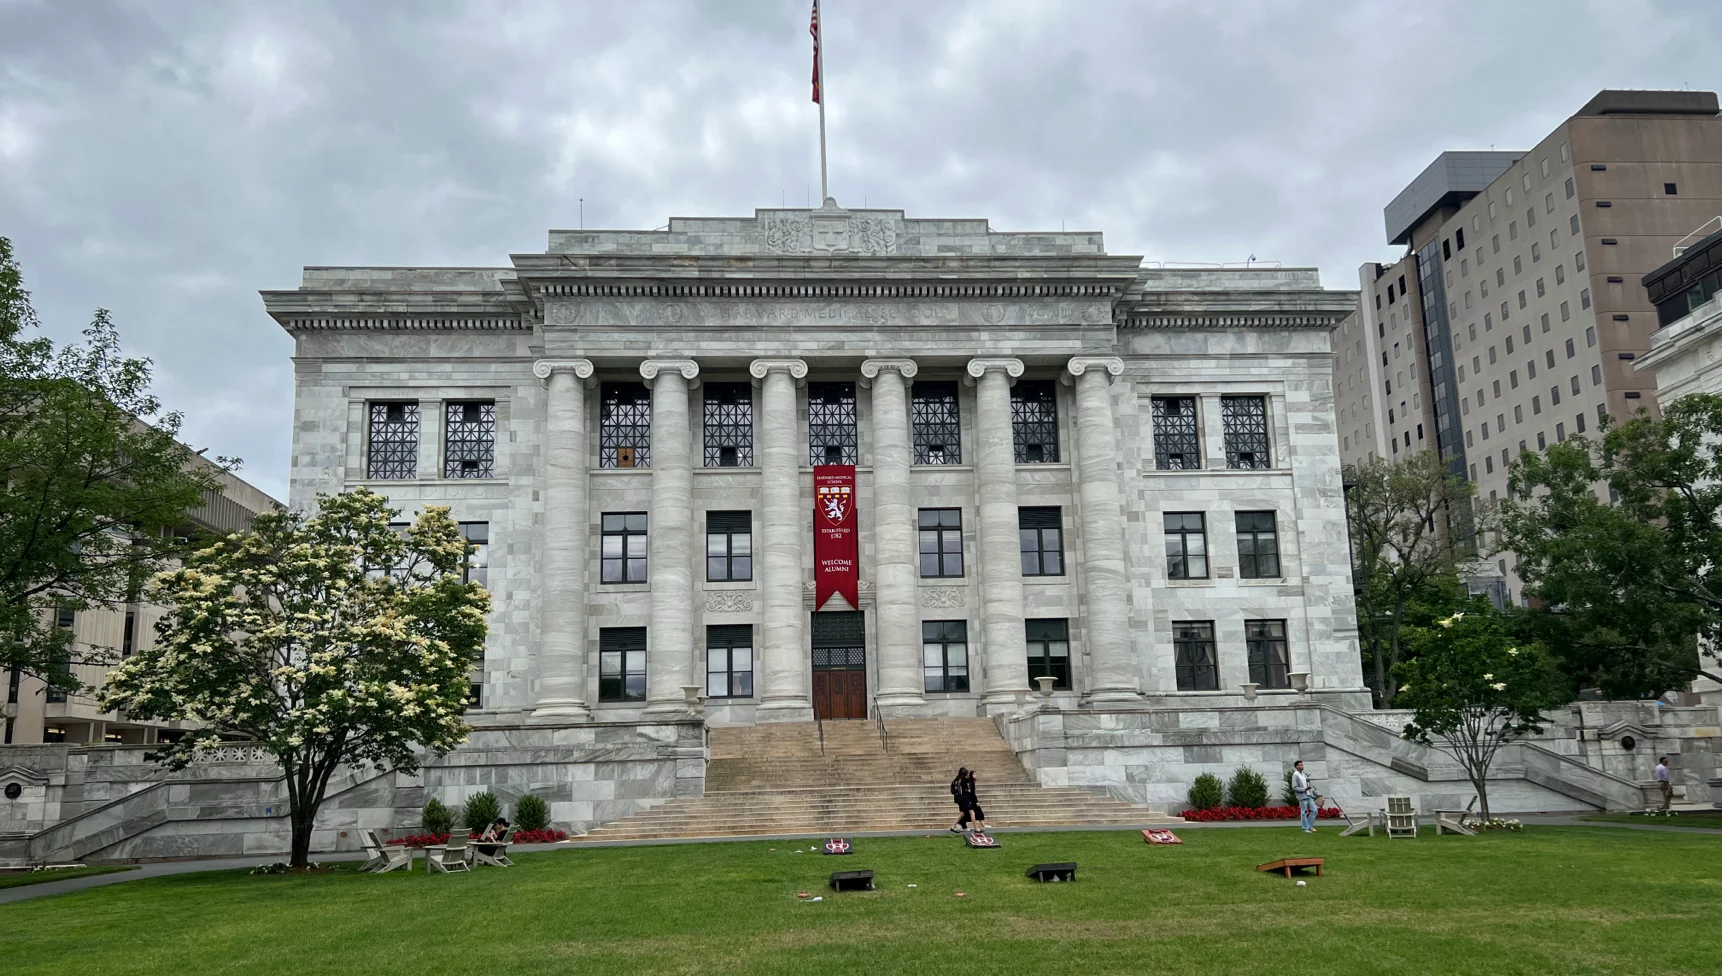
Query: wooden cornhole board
1256 857 1324 879
965 831 1002 848
1141 828 1183 845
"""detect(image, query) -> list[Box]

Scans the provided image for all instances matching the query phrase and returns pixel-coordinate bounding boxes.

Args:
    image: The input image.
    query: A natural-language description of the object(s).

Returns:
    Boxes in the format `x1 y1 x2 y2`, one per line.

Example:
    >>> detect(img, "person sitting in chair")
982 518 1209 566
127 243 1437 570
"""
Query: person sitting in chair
476 817 510 856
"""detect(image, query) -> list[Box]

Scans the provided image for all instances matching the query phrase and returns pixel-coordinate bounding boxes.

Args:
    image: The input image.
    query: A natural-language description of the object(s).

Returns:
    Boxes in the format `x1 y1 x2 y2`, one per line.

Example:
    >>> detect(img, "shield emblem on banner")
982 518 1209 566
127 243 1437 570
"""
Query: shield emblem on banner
817 484 852 524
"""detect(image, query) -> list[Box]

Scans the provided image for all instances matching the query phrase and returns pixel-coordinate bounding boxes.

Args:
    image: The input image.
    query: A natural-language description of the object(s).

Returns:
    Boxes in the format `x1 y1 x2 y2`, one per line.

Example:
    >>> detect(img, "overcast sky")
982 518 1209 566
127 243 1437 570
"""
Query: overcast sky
2 0 1717 500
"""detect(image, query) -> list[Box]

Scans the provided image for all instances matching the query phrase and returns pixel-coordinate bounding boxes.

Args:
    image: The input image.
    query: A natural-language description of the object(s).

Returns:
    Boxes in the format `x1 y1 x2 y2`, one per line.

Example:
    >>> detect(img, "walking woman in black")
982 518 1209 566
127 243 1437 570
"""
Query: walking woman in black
949 767 986 834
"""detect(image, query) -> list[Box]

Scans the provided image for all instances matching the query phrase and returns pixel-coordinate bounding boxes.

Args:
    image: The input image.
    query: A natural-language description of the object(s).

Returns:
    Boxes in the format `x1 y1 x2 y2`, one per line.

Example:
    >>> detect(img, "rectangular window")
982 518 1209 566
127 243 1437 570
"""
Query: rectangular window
1510 370 1519 389
1545 191 1554 212
1019 507 1064 577
1025 618 1071 691
1585 326 1595 347
1570 375 1580 395
1536 278 1546 298
1174 621 1219 691
703 383 754 467
1526 207 1536 228
1580 288 1591 310
122 611 136 658
808 382 858 465
1531 242 1541 263
1518 290 1527 309
1492 234 1500 253
1556 264 1566 285
1591 364 1601 385
600 384 652 468
459 522 489 586
1565 176 1574 198
1551 385 1561 406
1151 396 1201 469
1576 412 1587 434
1532 395 1541 415
1565 338 1576 358
918 508 964 578
1235 511 1280 579
440 401 497 478
599 627 647 703
705 511 753 582
1510 221 1518 241
1575 251 1585 272
1561 301 1571 322
601 512 648 583
1010 381 1060 463
366 402 419 480
1514 405 1523 423
1556 422 1566 442
910 381 961 465
1246 619 1290 689
706 624 754 698
1541 312 1550 333
1165 512 1209 580
922 620 969 694
1221 395 1271 468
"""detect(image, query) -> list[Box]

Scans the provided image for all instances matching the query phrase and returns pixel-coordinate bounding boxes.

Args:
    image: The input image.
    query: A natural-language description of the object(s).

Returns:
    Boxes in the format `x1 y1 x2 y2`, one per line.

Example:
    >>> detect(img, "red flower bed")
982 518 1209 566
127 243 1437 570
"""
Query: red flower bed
512 829 569 844
1179 805 1344 822
387 833 465 847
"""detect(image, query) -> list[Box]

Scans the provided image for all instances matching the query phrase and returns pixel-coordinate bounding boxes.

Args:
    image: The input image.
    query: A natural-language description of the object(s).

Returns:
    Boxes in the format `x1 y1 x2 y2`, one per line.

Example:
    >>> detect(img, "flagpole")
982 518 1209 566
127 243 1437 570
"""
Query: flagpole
815 0 829 204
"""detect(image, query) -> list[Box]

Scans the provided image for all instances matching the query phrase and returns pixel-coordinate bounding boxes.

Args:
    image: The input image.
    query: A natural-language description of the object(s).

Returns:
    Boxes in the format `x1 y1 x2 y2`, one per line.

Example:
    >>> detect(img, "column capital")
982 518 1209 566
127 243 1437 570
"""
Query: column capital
749 358 809 386
640 359 700 387
1066 356 1125 381
964 357 1024 386
859 359 917 389
533 359 593 382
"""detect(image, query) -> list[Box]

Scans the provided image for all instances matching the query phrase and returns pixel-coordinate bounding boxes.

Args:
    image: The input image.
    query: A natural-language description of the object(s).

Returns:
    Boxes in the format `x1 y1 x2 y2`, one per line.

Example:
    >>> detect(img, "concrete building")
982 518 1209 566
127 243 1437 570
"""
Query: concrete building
1 458 279 746
1334 89 1722 604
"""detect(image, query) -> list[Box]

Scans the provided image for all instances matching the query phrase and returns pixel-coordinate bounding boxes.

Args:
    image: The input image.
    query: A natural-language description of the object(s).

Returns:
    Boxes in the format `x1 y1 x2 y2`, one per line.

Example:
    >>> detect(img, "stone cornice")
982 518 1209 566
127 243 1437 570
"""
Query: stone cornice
1066 356 1125 379
1123 312 1351 331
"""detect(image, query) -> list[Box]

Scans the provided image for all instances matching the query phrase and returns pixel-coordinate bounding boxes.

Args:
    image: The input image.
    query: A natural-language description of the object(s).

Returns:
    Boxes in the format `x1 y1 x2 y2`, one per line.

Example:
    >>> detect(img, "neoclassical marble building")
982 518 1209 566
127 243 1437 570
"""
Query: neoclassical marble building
264 203 1369 726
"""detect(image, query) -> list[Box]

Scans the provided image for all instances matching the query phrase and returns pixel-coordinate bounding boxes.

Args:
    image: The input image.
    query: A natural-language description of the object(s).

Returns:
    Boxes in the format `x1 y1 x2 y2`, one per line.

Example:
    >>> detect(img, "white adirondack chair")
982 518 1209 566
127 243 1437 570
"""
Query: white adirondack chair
430 834 471 874
472 827 514 868
1385 795 1419 839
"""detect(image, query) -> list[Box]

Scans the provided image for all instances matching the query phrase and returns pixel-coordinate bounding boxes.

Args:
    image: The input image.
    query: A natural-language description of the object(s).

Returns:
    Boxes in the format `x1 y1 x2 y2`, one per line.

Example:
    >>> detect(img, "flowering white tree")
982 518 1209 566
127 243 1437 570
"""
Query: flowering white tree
100 488 489 868
1394 606 1566 822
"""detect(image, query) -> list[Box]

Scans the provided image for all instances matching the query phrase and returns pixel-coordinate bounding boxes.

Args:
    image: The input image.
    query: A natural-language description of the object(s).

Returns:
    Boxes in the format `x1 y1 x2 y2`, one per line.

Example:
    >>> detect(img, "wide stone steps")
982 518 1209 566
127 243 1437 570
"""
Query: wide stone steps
578 718 1177 842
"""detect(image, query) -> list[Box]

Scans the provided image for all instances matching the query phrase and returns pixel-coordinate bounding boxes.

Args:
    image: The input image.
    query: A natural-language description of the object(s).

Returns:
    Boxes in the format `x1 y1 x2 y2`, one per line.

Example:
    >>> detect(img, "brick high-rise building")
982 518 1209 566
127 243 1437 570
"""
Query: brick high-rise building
1334 90 1722 604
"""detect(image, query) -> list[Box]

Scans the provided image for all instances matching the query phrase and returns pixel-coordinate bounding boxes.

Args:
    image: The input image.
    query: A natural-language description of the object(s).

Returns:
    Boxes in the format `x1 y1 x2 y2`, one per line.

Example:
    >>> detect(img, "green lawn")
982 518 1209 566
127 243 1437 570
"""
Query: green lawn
1 827 1717 975
1579 812 1722 830
0 865 136 890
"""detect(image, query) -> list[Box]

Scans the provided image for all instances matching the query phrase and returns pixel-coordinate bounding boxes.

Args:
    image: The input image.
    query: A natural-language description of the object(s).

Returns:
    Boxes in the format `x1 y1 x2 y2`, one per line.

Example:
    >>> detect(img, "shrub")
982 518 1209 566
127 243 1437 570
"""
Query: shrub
421 798 453 836
1280 771 1299 808
461 791 502 832
1187 773 1224 811
515 794 550 833
1225 768 1270 809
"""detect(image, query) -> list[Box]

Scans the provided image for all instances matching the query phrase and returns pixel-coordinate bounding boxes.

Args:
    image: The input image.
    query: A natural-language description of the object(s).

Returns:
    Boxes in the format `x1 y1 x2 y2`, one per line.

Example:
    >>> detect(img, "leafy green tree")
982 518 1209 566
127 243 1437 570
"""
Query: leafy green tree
1345 451 1483 706
1395 604 1567 821
0 236 227 692
1503 395 1722 696
100 489 489 868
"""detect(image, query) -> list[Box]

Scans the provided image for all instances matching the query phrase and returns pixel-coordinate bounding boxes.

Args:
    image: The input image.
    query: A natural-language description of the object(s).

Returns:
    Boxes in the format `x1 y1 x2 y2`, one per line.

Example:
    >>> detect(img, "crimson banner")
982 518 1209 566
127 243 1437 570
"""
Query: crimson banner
813 465 858 611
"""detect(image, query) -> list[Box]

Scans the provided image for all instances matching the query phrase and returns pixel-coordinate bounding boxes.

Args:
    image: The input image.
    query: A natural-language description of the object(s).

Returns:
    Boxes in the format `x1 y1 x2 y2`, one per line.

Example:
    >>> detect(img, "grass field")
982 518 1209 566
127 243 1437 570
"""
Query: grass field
0 865 136 890
0 827 1717 975
1579 812 1722 830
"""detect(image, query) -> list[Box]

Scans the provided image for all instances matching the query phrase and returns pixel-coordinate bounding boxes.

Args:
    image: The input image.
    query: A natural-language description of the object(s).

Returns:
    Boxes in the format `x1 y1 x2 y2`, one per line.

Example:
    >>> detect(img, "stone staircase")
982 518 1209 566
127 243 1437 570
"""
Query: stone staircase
577 717 1178 842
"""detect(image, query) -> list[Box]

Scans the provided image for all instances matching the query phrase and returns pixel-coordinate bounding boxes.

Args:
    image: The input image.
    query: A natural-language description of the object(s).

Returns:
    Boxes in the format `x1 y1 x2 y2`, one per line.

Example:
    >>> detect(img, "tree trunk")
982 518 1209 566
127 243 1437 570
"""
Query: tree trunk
289 808 316 869
1369 634 1388 709
1471 771 1491 823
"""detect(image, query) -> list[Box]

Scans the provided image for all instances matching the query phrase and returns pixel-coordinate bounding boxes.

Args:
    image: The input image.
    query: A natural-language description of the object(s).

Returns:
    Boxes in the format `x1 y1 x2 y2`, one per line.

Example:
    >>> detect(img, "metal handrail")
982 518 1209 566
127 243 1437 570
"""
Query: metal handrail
872 697 889 755
816 717 825 756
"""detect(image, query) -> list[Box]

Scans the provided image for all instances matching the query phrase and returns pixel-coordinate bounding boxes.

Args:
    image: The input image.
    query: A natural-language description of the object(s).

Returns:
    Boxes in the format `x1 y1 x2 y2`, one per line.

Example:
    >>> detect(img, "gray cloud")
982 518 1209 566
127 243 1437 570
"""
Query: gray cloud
2 0 1716 499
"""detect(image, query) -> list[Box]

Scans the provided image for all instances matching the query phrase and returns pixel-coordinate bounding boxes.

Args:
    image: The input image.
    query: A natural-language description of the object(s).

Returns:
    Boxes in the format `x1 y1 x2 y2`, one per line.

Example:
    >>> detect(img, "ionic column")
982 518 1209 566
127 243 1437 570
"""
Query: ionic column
1068 357 1141 703
966 357 1028 711
750 358 813 721
862 359 923 710
641 360 700 714
532 359 594 719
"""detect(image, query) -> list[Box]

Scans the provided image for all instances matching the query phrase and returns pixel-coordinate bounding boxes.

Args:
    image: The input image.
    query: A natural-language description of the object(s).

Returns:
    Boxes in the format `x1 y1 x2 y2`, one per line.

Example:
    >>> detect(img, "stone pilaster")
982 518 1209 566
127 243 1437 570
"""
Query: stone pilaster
1068 357 1141 703
861 358 923 710
641 360 700 714
966 357 1028 712
750 358 813 721
532 359 594 719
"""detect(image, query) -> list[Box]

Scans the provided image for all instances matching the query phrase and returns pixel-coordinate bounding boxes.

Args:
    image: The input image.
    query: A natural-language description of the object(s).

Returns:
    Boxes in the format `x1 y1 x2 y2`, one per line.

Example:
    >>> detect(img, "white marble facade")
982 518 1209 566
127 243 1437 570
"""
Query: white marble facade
265 204 1369 725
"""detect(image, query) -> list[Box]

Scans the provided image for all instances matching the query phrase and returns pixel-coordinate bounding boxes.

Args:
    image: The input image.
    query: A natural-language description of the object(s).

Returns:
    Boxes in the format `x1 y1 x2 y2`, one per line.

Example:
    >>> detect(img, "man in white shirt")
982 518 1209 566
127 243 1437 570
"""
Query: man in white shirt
1654 757 1672 811
1292 760 1317 832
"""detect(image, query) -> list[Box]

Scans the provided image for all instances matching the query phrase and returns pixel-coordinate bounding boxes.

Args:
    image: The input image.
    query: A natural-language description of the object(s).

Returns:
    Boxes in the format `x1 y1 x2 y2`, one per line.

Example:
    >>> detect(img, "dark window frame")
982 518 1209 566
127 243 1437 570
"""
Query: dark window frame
705 624 755 699
1165 512 1209 580
1151 396 1202 469
1010 381 1060 463
443 400 496 479
1025 618 1071 691
705 511 753 582
1174 620 1219 691
366 401 420 480
702 383 755 468
1220 395 1271 468
808 382 859 465
911 381 962 465
922 620 970 693
598 627 647 703
917 508 964 578
1235 511 1281 579
1247 619 1290 689
601 512 648 583
1018 507 1064 577
599 384 652 469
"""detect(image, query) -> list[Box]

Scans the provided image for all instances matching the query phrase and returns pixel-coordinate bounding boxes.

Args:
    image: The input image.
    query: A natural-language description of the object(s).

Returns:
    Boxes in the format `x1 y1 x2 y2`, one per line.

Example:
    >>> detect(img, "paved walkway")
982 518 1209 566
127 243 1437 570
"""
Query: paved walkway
2 816 1713 906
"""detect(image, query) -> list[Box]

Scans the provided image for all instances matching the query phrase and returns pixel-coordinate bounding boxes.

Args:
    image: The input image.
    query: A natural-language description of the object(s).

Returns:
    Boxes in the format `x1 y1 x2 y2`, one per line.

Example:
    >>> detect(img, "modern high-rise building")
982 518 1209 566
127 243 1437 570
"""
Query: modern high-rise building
1334 89 1722 603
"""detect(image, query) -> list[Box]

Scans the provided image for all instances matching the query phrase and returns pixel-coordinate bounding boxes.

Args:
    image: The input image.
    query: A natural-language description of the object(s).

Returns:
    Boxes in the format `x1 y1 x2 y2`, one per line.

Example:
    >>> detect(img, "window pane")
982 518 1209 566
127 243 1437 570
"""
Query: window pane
628 557 647 581
624 674 646 700
626 514 648 533
707 533 728 557
1044 550 1062 575
920 530 941 553
1188 554 1208 577
733 673 753 697
732 556 752 579
707 557 728 579
707 673 727 697
924 644 944 667
1048 641 1069 658
600 651 621 676
603 514 625 533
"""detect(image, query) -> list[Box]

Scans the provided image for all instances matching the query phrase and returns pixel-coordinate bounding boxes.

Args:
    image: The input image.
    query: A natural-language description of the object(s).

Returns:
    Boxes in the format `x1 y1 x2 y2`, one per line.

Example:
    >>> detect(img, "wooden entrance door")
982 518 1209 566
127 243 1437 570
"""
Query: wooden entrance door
811 610 867 720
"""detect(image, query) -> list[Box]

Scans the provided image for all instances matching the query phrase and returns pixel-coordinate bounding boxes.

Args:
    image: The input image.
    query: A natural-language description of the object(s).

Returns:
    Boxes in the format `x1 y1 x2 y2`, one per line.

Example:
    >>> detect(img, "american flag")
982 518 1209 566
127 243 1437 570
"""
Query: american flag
810 1 822 104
